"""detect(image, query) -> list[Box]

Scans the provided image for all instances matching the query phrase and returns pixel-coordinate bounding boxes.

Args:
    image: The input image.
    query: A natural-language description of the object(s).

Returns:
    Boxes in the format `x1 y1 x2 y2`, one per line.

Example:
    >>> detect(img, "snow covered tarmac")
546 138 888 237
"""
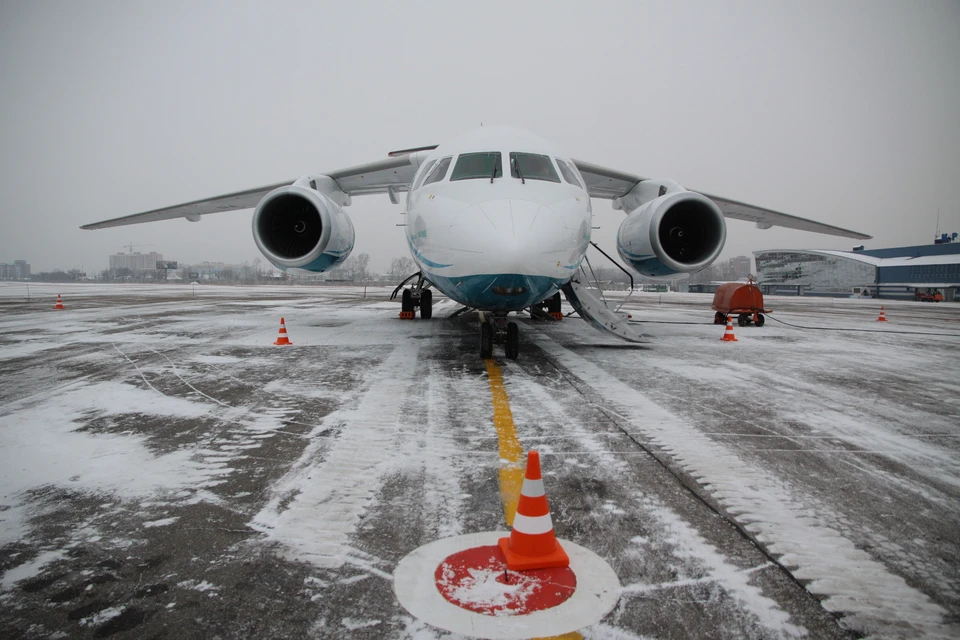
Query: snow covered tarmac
1 282 958 638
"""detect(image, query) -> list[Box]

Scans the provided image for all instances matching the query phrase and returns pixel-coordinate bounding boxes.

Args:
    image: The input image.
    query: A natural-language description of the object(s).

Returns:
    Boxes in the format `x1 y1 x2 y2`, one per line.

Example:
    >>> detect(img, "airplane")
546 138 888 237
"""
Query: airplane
82 126 870 359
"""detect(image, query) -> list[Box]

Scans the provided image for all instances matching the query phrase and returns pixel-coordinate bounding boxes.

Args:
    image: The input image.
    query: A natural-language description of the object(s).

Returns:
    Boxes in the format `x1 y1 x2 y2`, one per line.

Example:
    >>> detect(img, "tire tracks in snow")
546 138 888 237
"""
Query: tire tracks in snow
251 342 423 569
528 331 956 640
506 363 806 639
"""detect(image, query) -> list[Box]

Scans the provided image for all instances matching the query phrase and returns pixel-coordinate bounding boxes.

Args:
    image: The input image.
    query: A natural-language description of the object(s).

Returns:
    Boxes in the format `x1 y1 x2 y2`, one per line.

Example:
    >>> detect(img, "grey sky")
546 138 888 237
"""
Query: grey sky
1 1 958 274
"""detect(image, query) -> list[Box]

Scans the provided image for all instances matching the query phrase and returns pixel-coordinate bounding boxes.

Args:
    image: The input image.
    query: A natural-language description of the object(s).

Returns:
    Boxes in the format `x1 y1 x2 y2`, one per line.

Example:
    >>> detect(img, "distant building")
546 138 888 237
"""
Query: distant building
109 252 163 272
688 255 753 285
0 260 31 280
754 239 960 300
729 256 752 280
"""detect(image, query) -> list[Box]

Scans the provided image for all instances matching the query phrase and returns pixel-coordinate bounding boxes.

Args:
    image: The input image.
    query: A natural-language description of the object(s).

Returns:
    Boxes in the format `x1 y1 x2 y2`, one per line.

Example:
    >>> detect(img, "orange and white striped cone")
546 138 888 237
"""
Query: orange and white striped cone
53 294 65 310
273 317 292 345
876 306 888 322
721 316 738 342
498 450 569 571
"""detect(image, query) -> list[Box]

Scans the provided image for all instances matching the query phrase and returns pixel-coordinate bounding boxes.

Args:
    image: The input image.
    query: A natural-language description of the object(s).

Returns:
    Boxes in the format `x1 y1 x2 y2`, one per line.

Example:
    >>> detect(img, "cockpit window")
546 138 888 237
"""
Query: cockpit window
510 152 560 183
557 160 584 189
422 157 452 186
413 160 437 191
451 152 503 181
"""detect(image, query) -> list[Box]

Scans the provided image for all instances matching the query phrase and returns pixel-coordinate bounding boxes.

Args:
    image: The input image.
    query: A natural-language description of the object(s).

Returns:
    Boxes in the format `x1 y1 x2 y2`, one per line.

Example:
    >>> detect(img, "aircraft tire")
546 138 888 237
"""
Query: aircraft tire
401 289 414 313
548 292 562 314
420 289 432 319
480 324 493 358
505 322 519 360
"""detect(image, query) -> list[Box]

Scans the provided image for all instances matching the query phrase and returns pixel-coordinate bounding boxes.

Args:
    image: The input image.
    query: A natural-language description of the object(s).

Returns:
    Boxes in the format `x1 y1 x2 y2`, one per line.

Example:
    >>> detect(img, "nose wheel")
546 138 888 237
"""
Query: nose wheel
479 314 519 360
393 272 433 319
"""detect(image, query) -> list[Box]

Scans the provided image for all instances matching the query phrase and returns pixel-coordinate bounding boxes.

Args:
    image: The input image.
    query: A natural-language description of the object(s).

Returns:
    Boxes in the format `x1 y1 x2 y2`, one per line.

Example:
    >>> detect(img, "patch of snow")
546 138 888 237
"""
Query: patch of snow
252 343 422 568
1 550 67 591
341 617 381 630
190 355 242 365
582 623 658 640
627 494 805 637
531 331 953 639
177 579 217 593
436 564 539 616
143 517 179 528
80 606 124 626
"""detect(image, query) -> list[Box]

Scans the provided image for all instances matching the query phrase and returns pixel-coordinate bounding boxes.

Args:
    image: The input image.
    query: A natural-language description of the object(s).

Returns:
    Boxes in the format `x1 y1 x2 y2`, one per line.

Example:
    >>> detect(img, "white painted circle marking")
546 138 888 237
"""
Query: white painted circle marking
394 531 620 639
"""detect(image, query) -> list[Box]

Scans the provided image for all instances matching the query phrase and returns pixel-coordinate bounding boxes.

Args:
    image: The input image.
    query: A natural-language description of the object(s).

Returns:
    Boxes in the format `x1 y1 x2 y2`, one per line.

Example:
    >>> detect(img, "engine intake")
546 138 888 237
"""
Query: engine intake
252 185 355 272
617 191 726 277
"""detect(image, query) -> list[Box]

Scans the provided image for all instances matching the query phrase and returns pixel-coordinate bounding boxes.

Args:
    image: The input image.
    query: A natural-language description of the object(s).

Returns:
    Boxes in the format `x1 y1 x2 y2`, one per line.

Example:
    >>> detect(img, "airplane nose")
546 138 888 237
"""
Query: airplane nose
463 199 569 250
444 197 584 310
458 198 576 274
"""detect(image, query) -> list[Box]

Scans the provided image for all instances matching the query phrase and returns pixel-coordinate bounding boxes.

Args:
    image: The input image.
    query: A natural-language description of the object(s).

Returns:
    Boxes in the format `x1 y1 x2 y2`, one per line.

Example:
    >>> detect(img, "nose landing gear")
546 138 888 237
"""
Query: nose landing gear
479 313 519 360
392 272 433 319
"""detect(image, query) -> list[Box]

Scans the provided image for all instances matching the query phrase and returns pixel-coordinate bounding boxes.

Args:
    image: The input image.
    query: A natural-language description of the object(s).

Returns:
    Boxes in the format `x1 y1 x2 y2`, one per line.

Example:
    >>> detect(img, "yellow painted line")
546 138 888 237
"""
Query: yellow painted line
484 359 524 526
483 359 584 640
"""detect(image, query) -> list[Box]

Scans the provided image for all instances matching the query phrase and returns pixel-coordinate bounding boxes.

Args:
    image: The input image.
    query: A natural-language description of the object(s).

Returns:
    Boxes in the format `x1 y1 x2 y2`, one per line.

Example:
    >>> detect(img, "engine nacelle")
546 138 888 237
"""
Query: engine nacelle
616 191 726 277
252 184 355 272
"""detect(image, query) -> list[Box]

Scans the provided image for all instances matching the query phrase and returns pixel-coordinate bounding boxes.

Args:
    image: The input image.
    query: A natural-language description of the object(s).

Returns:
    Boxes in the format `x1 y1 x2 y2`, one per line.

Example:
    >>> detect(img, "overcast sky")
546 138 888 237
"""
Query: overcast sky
1 1 958 275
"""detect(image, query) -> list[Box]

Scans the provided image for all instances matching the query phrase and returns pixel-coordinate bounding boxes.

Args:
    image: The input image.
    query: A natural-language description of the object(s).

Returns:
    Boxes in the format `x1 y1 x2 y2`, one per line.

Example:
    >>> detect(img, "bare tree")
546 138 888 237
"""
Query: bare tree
354 253 370 281
389 256 416 281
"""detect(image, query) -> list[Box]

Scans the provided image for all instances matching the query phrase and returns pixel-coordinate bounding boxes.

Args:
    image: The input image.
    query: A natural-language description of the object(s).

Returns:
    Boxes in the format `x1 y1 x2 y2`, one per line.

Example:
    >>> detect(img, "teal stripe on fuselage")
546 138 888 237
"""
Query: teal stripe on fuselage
427 272 568 311
406 238 453 269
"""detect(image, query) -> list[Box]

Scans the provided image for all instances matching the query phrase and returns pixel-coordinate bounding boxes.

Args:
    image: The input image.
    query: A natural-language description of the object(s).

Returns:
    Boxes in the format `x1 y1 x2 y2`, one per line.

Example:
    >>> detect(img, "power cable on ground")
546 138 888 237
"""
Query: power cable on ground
628 315 960 337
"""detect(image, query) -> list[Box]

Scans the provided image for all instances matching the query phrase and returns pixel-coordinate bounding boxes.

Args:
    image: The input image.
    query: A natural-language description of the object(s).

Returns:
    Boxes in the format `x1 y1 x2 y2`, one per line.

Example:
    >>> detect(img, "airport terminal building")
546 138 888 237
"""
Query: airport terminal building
754 238 960 301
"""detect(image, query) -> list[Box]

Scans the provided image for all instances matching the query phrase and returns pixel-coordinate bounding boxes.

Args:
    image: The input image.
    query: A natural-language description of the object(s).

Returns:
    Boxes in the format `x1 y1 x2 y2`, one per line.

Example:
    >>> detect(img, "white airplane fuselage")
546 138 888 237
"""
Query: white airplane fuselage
404 127 591 311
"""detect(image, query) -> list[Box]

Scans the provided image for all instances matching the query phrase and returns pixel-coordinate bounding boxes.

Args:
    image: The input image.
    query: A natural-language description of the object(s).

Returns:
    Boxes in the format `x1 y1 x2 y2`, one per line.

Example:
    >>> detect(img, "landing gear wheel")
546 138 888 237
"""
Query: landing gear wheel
738 313 749 327
755 313 765 327
420 289 432 319
714 311 727 325
505 322 519 360
548 292 562 314
480 323 493 359
401 289 414 313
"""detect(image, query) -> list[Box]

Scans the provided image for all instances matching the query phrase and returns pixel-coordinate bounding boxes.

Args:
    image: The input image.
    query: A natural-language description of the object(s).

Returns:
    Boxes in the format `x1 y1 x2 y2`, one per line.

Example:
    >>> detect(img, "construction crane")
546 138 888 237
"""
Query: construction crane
123 241 153 254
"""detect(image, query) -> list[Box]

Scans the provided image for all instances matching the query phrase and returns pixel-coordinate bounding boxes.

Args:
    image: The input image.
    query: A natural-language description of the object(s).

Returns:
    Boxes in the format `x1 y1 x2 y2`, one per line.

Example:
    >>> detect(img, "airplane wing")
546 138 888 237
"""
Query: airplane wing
80 181 293 230
572 159 871 240
80 147 436 230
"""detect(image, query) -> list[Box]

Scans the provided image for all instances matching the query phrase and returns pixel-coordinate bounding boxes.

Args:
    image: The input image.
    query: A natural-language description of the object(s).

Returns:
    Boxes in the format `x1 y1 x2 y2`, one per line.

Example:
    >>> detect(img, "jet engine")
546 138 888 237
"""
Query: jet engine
616 191 726 277
252 185 355 272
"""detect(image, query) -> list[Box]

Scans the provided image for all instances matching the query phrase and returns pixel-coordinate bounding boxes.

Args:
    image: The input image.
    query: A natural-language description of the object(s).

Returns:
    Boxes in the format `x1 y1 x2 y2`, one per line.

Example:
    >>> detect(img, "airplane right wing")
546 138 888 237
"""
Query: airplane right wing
81 146 437 230
572 159 871 240
80 181 293 230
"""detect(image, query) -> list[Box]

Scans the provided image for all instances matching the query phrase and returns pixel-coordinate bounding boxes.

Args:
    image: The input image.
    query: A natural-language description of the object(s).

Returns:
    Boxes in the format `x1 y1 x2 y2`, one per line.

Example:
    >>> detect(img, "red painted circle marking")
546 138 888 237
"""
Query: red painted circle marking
434 545 576 616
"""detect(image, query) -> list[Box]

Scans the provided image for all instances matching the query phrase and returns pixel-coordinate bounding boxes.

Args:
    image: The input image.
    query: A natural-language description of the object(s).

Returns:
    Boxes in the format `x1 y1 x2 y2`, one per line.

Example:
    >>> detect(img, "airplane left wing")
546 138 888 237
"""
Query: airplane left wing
572 159 871 240
81 147 437 230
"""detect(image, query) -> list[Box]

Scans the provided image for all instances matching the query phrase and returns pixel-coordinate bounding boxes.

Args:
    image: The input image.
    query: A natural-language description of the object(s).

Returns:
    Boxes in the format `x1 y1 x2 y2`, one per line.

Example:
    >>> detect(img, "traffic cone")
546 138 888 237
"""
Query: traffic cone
273 317 292 345
498 450 569 571
876 306 888 322
53 294 64 310
721 316 738 342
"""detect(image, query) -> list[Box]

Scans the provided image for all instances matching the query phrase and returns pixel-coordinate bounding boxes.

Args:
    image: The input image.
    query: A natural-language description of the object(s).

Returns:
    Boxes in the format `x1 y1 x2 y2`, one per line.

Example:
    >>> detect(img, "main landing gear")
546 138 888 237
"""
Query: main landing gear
392 272 432 319
479 313 519 360
537 292 562 315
